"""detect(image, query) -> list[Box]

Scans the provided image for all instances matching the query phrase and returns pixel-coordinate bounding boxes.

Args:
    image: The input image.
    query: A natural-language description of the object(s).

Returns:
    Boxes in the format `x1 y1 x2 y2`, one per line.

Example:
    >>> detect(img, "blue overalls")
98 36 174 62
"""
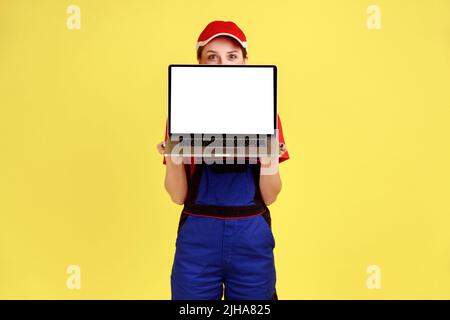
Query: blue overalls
170 161 278 300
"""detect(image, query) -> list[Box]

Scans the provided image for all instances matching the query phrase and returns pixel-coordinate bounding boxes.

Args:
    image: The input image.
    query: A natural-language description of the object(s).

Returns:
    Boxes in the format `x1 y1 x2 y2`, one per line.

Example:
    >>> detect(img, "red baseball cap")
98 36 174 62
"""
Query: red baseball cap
196 20 247 52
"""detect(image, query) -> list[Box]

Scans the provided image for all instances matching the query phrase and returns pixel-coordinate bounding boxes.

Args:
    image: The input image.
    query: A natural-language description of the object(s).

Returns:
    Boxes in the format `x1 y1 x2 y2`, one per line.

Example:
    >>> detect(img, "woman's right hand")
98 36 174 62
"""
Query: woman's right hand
156 141 184 165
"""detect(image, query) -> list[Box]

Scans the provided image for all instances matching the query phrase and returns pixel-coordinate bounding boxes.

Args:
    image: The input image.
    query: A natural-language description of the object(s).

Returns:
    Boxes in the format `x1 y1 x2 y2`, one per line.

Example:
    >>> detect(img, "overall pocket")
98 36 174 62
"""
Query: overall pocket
258 213 276 248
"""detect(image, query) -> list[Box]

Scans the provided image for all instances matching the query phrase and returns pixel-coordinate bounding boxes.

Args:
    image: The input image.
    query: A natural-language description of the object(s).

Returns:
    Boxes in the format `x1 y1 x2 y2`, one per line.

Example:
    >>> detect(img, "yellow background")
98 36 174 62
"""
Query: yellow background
1 0 449 299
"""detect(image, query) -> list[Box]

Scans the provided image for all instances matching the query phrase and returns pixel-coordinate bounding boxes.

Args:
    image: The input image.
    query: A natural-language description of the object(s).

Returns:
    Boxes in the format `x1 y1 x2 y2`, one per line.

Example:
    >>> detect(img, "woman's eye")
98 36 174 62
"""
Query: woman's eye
208 55 216 60
229 54 237 59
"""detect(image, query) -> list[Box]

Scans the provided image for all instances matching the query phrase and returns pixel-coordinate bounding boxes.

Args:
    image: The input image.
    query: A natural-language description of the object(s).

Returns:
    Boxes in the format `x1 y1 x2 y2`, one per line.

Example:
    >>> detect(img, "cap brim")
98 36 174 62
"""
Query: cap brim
196 33 247 50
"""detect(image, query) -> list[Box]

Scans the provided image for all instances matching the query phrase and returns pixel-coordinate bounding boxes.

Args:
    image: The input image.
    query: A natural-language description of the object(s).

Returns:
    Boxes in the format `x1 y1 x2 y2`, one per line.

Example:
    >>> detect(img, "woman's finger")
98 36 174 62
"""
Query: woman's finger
279 143 287 156
156 141 166 155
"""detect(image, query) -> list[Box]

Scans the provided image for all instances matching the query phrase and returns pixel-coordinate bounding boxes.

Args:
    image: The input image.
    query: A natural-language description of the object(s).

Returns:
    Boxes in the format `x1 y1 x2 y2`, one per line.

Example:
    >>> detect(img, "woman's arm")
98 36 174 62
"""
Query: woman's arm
259 169 282 205
157 142 188 205
259 143 288 206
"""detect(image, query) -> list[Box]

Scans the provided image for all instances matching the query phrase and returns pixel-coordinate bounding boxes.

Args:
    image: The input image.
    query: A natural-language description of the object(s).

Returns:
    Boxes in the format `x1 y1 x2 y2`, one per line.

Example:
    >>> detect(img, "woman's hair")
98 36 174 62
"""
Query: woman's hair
197 42 248 60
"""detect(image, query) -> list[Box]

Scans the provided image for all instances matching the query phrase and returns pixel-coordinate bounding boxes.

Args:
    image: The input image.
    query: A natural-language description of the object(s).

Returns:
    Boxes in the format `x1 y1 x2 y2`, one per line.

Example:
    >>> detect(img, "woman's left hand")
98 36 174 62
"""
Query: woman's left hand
260 143 288 167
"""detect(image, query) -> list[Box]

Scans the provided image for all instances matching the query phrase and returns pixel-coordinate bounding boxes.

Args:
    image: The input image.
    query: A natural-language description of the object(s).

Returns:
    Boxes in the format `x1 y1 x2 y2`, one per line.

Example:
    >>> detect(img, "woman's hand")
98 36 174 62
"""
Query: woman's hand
260 143 288 167
156 141 184 165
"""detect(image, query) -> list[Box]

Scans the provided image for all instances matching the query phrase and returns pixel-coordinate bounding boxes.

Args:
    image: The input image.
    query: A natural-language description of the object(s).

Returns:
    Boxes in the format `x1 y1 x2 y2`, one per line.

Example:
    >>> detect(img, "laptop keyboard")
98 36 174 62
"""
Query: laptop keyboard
189 139 266 147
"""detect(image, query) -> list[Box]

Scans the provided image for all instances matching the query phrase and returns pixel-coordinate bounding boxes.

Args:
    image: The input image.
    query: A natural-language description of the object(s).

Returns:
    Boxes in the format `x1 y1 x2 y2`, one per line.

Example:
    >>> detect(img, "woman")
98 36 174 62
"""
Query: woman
157 20 289 300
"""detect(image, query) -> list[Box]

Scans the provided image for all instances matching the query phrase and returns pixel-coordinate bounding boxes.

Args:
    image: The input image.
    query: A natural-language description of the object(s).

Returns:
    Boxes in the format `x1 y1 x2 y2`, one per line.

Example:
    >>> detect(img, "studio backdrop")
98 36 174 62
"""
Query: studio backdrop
1 0 450 299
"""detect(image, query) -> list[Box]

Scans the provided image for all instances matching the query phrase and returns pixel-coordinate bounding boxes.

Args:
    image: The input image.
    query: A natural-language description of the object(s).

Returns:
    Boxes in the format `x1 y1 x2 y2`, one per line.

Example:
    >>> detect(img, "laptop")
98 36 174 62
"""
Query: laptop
164 64 279 160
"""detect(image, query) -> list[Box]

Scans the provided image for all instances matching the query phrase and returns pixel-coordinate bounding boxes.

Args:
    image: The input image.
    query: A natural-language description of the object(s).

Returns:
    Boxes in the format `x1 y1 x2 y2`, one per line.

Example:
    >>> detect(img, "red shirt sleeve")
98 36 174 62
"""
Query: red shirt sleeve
277 114 290 164
162 118 168 165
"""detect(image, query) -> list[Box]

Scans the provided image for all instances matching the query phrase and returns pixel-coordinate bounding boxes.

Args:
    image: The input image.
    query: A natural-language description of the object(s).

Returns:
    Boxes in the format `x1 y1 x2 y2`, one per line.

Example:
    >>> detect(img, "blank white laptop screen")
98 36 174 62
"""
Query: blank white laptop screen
169 65 276 135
